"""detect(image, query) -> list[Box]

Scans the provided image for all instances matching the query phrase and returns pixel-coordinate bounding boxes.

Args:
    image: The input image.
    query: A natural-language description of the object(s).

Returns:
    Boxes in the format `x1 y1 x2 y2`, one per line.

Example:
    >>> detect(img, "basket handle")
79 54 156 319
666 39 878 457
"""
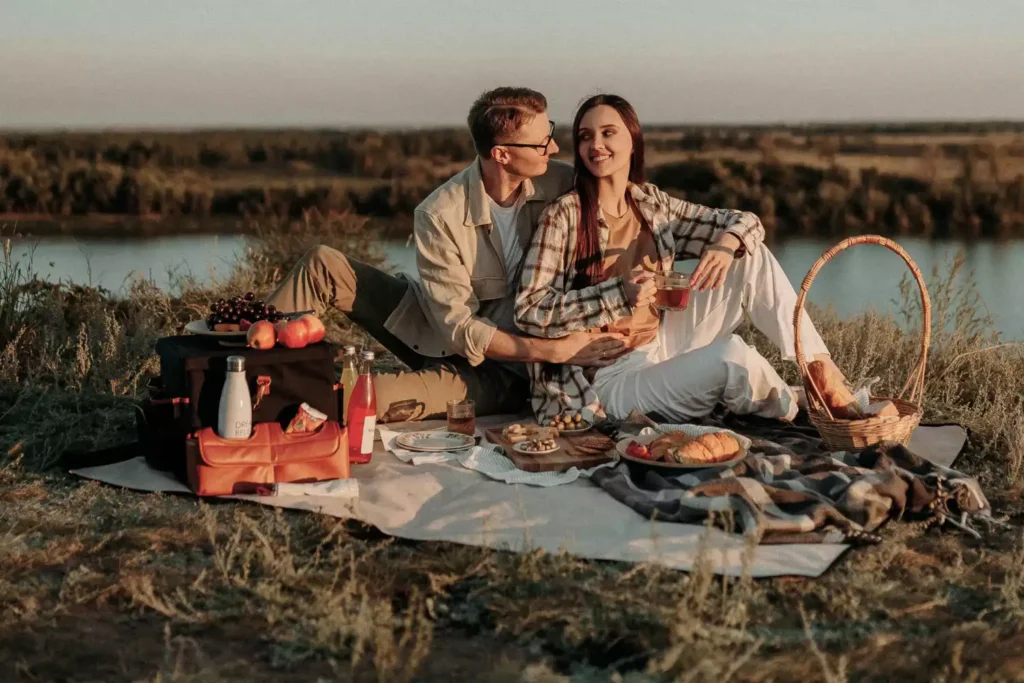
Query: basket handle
793 235 932 419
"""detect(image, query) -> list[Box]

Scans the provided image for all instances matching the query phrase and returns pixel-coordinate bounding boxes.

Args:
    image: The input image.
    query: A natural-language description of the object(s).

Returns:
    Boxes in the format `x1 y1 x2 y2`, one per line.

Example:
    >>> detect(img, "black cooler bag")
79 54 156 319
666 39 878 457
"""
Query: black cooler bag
142 335 339 481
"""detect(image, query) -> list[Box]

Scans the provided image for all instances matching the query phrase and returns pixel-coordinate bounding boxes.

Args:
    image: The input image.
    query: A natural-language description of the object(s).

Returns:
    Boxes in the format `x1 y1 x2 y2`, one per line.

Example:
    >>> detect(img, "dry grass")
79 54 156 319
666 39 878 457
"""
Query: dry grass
2 219 1024 681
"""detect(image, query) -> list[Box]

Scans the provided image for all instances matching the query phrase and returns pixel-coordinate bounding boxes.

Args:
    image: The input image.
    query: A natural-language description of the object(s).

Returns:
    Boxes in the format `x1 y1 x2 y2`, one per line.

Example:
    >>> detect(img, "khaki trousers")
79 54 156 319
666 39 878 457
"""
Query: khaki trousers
266 246 529 423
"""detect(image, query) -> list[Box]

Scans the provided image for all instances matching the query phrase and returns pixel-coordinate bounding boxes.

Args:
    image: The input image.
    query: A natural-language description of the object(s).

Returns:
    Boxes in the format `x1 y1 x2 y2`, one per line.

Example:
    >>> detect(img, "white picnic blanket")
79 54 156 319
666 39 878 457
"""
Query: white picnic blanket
377 426 616 487
69 416 967 578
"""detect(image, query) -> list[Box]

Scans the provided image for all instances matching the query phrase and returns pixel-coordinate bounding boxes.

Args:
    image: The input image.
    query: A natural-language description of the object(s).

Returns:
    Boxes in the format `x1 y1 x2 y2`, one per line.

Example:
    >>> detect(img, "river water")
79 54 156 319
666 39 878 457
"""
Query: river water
8 233 1024 339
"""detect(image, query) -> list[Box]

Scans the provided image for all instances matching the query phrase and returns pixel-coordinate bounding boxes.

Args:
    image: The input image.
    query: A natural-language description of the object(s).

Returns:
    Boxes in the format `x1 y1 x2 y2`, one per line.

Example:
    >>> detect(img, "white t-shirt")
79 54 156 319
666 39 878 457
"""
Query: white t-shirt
487 196 524 290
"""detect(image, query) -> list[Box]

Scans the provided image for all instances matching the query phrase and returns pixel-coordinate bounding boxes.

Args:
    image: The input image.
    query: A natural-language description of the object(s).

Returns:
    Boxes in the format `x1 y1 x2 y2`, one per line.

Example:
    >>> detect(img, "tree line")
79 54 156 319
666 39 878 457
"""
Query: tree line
2 126 1023 237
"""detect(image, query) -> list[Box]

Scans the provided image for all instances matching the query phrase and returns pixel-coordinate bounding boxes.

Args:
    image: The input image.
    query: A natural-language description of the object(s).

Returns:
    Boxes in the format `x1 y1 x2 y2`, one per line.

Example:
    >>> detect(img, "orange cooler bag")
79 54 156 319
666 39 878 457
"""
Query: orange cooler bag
186 421 349 496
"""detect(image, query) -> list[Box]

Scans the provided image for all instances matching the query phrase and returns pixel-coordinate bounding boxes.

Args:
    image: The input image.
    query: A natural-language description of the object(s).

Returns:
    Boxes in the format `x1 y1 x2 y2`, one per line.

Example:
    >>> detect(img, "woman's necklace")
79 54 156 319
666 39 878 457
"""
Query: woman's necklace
601 200 630 219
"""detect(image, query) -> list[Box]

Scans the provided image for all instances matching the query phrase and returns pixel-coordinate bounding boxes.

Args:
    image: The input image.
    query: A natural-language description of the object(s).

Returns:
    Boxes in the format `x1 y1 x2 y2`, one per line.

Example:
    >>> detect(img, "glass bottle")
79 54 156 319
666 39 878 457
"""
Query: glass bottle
347 350 377 464
339 345 359 426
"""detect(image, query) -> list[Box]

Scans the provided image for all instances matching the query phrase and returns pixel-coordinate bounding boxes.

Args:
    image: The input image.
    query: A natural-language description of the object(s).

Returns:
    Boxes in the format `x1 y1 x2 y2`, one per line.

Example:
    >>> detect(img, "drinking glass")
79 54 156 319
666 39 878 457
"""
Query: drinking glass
653 272 692 311
446 399 476 436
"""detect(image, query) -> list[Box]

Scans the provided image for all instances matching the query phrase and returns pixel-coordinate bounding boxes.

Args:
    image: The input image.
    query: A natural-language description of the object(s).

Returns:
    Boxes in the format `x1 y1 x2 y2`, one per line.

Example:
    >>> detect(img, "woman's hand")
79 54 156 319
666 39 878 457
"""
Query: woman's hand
691 234 741 291
554 332 629 367
622 271 656 310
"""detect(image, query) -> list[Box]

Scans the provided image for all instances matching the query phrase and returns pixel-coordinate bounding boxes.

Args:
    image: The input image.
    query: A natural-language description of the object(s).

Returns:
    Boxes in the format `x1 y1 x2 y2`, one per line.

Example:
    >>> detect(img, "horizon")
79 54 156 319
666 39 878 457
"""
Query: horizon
3 0 1024 128
5 117 1024 134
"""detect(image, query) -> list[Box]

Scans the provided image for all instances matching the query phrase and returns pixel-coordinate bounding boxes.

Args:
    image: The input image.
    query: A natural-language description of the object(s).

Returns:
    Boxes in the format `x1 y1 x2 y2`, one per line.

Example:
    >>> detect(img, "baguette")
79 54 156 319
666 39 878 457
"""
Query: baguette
806 360 863 419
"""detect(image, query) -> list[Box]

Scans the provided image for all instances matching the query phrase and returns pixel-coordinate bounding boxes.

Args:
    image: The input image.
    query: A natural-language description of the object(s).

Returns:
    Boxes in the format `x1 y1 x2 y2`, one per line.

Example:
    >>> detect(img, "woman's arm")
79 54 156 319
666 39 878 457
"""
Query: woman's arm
649 185 765 261
514 198 635 339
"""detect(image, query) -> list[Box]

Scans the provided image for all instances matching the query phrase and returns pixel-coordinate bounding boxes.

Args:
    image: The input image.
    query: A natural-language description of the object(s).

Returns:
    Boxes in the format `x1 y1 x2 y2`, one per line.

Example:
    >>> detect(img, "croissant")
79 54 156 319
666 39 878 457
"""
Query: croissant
668 433 741 463
671 440 714 463
650 432 693 461
703 432 740 459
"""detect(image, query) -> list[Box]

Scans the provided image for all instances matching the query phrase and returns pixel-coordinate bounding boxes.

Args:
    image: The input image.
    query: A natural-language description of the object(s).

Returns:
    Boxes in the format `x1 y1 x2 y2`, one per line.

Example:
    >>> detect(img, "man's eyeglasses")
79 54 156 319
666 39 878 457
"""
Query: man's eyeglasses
495 121 556 155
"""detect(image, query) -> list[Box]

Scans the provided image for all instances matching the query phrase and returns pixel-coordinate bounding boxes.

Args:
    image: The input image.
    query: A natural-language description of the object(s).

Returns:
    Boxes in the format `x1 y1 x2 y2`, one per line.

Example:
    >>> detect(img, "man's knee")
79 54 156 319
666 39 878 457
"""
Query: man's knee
301 244 346 270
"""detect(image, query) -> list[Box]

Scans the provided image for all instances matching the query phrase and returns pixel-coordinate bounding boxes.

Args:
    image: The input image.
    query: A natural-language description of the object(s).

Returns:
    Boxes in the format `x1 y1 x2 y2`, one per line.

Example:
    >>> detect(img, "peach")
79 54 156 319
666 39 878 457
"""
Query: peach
299 314 326 343
246 320 277 350
276 319 310 349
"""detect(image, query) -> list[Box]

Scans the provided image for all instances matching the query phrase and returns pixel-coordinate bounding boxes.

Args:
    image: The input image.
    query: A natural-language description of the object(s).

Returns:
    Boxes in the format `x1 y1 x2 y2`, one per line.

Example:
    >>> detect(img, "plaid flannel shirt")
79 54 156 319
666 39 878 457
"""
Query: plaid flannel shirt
514 182 765 421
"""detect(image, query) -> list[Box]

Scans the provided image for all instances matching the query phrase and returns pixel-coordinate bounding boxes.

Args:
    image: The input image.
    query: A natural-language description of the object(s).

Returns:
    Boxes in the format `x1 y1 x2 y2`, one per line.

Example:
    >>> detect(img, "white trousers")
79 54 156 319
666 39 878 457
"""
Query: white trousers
593 243 830 422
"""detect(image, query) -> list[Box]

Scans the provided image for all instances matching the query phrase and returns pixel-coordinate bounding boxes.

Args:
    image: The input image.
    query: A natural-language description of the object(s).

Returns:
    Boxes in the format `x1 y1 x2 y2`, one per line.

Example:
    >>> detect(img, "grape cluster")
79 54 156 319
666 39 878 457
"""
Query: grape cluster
205 292 286 328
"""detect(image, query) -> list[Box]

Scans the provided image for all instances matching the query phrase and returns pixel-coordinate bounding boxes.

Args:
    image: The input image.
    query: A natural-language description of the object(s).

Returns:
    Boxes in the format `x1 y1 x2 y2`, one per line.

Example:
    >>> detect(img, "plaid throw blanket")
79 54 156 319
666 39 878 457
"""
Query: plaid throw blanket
592 411 993 545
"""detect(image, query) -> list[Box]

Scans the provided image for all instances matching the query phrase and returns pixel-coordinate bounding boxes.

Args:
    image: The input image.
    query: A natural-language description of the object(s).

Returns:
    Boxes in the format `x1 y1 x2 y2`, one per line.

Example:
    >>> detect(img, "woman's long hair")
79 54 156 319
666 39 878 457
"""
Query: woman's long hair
571 94 646 288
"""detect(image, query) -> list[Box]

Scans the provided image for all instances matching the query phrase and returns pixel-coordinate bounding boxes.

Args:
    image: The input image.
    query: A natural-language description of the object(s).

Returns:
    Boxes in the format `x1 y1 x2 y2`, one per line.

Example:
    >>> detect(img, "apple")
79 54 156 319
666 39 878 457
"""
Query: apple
299 314 326 343
246 320 277 350
238 319 253 332
276 319 310 349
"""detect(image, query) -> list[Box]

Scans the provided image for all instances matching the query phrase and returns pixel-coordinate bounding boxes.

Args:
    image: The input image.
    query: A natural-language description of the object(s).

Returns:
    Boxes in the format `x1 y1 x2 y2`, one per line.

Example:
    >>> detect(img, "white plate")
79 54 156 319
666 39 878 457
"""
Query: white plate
184 319 247 338
395 431 476 452
615 432 746 470
512 441 561 456
555 423 593 435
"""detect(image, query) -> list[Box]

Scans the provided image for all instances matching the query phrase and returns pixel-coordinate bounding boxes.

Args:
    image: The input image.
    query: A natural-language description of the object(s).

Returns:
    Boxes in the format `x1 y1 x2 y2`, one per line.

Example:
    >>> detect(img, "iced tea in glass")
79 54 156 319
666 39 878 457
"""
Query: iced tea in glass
446 399 476 436
654 272 691 311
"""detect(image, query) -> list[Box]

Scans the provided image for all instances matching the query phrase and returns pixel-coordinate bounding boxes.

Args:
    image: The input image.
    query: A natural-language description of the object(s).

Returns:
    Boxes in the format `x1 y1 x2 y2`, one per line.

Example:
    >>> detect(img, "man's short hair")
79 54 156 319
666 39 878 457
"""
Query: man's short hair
466 87 548 157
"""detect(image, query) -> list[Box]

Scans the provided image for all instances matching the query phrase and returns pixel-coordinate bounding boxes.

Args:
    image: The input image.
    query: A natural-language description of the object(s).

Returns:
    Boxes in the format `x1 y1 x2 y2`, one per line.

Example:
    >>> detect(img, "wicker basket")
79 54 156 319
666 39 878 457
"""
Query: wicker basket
793 235 931 450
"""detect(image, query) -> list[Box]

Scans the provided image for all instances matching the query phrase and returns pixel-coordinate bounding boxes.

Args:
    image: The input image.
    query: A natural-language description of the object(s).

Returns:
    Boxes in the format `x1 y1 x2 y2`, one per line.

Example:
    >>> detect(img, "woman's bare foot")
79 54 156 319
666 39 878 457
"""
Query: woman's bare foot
752 386 800 422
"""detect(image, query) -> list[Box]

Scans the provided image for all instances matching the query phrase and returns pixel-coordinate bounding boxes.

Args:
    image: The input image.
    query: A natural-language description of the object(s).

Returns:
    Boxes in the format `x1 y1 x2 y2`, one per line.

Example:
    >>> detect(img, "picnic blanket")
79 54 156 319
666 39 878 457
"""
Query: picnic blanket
69 414 972 577
596 411 992 544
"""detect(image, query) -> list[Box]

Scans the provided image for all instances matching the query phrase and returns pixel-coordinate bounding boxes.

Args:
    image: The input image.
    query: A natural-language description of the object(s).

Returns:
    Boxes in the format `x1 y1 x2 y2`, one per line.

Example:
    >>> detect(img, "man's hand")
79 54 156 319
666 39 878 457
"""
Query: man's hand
691 233 741 291
554 331 629 367
622 271 656 310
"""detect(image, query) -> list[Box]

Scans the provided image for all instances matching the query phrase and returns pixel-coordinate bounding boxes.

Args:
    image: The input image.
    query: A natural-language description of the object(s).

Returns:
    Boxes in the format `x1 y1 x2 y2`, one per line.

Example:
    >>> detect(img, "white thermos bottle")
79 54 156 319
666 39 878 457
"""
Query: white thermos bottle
218 355 252 439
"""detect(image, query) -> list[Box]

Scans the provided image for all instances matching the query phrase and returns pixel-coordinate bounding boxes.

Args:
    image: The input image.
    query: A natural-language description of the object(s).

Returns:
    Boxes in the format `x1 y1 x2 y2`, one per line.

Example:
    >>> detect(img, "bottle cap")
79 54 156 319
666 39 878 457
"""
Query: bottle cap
360 350 375 361
342 345 357 355
226 355 245 372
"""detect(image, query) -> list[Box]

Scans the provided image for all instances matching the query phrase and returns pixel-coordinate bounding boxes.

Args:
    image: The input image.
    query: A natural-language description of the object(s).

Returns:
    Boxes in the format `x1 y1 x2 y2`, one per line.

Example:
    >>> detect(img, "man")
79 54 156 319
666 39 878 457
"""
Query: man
267 87 627 422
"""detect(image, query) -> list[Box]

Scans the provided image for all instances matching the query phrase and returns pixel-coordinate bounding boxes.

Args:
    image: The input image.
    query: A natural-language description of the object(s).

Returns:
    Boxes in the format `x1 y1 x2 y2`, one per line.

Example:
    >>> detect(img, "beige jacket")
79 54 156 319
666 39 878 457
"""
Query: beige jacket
383 158 575 366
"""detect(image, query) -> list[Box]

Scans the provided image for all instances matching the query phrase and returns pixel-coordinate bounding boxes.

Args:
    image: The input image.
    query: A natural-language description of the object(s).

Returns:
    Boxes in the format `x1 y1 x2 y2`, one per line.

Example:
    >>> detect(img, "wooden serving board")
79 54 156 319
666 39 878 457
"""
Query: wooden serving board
485 423 617 473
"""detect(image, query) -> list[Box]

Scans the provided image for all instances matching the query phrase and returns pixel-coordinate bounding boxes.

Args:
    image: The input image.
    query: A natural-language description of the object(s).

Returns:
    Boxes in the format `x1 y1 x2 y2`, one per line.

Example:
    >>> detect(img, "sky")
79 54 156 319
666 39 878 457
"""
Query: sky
1 0 1023 129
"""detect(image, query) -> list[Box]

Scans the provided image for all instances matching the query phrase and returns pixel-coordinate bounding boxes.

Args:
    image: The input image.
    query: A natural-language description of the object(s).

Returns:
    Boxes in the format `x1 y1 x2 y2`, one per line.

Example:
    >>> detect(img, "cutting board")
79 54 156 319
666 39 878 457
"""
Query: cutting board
485 423 617 473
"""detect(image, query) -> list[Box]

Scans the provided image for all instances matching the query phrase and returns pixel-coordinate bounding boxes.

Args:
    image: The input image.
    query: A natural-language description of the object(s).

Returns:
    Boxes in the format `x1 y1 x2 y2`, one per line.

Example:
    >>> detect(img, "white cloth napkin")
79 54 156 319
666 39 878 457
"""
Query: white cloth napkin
273 479 359 498
377 426 616 487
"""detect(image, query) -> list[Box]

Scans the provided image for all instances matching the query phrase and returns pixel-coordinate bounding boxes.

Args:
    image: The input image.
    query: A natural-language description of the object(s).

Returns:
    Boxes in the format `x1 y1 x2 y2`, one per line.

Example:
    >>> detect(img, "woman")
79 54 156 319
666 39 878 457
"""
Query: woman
514 94 850 423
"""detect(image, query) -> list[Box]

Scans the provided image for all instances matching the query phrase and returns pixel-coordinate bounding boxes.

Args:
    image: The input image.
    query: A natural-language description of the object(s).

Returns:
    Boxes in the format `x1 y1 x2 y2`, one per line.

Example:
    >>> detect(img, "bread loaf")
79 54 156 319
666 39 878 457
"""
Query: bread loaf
865 400 899 418
805 360 863 419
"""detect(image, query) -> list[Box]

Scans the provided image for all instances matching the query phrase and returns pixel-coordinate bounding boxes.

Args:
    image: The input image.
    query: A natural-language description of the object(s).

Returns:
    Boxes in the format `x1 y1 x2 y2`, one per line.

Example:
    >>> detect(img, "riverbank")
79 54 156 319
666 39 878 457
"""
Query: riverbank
2 217 1024 680
10 227 1024 339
